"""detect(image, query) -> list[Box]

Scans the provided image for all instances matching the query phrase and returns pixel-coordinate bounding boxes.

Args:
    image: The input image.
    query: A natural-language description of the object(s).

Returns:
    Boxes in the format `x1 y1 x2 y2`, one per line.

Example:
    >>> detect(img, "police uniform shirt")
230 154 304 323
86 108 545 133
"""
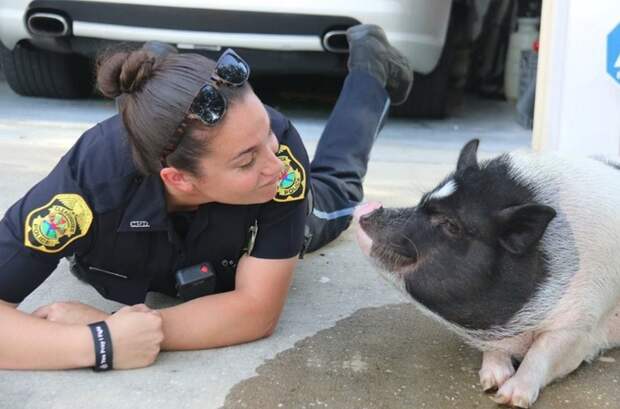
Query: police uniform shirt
0 106 309 305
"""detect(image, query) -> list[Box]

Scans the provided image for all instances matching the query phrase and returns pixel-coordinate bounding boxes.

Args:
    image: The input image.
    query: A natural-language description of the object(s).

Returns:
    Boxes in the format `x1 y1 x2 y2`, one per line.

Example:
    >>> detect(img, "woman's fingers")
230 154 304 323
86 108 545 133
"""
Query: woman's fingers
32 305 51 319
106 306 164 369
130 304 152 313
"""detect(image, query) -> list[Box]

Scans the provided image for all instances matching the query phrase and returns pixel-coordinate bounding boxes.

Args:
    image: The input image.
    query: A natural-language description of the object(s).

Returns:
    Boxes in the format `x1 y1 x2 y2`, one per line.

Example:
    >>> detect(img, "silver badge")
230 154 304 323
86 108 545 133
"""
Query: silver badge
246 220 259 255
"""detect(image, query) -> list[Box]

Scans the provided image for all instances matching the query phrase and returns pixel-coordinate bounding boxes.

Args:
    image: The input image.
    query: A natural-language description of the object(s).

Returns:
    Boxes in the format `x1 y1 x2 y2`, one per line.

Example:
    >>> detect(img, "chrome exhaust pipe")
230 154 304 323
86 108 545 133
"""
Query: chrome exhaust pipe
322 30 349 53
27 12 70 37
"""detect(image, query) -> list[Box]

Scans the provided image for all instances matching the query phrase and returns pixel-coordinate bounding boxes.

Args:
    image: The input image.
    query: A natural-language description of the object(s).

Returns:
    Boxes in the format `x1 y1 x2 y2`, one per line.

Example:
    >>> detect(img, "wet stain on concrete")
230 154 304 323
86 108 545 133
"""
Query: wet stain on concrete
221 304 620 409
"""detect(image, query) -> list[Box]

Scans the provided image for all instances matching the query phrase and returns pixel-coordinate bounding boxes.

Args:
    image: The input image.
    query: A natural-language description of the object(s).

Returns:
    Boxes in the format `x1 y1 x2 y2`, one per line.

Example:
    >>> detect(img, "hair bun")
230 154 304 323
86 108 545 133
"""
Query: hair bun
142 41 177 59
97 49 158 98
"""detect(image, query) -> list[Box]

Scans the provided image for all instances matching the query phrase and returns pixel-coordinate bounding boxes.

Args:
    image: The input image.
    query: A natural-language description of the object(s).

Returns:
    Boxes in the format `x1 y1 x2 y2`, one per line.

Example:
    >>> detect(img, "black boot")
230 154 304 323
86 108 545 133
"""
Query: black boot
346 24 413 105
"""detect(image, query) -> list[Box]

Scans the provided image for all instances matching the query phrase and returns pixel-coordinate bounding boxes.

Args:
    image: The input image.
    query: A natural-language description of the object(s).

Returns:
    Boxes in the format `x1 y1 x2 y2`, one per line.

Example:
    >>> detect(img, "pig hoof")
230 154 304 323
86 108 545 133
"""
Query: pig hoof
491 378 539 408
479 363 515 392
481 378 499 393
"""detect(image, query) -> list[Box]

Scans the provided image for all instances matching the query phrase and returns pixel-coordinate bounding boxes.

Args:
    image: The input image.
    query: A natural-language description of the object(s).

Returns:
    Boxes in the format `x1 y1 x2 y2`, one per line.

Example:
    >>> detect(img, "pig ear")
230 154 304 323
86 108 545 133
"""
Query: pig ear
495 203 557 255
457 139 480 171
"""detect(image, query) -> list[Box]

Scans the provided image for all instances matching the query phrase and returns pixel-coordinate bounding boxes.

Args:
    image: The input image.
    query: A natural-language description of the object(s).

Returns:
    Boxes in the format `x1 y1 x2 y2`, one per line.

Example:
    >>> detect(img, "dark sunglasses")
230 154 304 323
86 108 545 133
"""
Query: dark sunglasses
161 48 250 167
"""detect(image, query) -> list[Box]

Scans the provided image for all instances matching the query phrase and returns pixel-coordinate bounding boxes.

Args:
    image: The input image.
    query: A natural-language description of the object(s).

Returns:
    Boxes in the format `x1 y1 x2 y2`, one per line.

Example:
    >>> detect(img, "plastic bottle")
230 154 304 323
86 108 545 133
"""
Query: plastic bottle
504 17 540 100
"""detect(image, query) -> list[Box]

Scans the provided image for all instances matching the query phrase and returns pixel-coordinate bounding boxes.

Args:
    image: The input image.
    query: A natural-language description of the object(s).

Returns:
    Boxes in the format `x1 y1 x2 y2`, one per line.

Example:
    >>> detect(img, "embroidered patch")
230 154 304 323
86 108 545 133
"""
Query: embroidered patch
274 144 306 202
24 193 94 253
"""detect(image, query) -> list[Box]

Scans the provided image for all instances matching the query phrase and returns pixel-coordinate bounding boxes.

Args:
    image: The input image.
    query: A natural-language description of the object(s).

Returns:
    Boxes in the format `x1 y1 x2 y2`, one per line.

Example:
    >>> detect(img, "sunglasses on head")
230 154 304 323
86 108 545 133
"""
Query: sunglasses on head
160 48 250 167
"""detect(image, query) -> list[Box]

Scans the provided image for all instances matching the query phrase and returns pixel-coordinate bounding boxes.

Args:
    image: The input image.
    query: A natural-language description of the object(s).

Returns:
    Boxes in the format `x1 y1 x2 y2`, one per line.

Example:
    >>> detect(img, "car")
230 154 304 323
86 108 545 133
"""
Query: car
0 0 457 117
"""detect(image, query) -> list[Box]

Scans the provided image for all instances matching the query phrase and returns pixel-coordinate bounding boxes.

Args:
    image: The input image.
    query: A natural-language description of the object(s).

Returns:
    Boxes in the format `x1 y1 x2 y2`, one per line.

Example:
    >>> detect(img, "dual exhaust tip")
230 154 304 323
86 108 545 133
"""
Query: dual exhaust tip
26 14 351 54
26 12 70 37
322 30 349 53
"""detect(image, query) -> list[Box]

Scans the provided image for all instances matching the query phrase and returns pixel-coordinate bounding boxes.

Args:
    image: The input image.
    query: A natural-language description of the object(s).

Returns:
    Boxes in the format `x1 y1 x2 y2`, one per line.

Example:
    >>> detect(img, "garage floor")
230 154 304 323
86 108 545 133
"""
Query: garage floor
0 77 618 409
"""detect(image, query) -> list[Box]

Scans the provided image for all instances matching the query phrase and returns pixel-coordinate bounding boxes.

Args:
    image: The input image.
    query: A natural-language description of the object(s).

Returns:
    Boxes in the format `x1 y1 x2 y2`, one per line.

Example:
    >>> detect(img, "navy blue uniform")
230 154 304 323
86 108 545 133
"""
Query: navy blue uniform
0 106 309 305
0 70 389 306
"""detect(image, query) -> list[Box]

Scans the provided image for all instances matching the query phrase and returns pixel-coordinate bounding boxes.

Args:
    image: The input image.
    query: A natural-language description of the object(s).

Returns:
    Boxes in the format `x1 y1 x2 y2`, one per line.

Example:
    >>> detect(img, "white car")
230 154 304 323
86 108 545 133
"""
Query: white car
0 0 456 117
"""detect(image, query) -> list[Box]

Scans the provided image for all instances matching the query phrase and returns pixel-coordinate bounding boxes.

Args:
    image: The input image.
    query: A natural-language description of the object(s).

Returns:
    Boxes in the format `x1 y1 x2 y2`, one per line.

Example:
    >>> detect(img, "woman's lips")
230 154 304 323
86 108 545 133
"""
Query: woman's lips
261 175 280 190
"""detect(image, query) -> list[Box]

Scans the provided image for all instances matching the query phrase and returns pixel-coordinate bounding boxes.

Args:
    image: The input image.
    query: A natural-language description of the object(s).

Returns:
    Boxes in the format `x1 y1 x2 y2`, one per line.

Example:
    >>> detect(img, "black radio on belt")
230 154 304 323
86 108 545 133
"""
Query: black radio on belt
175 262 216 301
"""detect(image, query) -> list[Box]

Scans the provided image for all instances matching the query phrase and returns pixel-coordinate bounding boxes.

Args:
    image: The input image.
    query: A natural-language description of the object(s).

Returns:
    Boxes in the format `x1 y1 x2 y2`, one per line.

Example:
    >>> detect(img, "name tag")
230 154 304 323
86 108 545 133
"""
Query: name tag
129 220 150 228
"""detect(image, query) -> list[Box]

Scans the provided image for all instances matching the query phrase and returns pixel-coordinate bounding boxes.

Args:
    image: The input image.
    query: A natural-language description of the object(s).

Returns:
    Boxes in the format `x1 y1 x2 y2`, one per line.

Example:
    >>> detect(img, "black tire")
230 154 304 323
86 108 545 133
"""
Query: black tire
0 42 93 98
391 3 463 119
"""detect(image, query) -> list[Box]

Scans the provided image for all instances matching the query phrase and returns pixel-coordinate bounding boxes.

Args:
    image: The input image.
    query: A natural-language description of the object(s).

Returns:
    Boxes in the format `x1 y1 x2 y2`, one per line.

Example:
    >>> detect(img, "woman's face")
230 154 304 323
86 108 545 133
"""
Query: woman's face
188 90 286 205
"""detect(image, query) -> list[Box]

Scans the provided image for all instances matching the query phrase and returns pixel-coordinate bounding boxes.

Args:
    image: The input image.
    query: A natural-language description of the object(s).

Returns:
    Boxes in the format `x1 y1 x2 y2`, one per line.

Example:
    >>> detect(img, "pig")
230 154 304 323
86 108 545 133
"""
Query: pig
354 139 620 408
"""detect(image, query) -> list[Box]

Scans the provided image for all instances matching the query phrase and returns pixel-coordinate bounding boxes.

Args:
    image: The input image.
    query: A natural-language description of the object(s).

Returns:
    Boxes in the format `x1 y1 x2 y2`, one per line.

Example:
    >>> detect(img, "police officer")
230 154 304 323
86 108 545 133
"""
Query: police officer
0 25 412 370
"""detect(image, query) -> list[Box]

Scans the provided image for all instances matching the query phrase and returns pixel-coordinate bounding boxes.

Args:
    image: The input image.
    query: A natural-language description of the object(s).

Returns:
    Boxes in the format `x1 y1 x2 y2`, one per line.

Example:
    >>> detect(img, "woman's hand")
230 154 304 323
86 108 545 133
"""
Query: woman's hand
33 302 163 369
32 301 110 325
105 304 164 369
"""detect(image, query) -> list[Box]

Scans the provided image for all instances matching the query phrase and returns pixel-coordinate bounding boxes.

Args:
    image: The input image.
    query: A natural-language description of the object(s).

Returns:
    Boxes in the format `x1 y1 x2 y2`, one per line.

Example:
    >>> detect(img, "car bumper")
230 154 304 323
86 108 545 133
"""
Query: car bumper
1 0 452 74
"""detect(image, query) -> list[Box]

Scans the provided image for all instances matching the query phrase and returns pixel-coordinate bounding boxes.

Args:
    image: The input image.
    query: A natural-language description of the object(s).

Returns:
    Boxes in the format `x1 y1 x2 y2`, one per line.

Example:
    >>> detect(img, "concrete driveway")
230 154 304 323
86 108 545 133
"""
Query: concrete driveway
0 77 618 409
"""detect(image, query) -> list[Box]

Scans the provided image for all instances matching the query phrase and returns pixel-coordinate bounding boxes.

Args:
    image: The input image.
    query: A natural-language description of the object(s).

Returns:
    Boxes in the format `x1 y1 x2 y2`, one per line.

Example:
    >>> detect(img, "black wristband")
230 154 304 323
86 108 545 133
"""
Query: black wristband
88 321 113 371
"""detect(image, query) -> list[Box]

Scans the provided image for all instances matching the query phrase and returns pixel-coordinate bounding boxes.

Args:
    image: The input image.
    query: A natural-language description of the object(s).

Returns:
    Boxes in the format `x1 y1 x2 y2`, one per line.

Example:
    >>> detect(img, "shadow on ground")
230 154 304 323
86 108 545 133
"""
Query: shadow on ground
222 304 620 409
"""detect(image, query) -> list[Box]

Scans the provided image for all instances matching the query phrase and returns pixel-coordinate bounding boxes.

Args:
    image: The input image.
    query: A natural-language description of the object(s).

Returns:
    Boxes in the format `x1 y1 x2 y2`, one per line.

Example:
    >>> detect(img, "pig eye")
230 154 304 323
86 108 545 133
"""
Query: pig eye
430 213 462 237
424 204 440 215
441 219 462 236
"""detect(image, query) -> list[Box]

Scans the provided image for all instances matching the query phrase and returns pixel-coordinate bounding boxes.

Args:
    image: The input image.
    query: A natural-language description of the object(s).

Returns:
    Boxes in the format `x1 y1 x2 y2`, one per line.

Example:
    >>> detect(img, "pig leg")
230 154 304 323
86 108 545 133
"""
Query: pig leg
491 330 593 408
479 350 516 392
604 302 620 347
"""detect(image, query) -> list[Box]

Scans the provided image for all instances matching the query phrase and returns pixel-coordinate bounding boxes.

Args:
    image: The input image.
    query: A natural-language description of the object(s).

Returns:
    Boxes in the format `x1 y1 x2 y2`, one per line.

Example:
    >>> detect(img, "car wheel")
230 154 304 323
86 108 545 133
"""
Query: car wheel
391 2 464 119
0 42 93 98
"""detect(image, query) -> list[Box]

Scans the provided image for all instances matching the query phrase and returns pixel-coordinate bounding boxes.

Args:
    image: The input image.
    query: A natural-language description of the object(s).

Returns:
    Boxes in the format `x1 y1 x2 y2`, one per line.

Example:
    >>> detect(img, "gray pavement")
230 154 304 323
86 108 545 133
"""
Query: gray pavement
0 78 618 409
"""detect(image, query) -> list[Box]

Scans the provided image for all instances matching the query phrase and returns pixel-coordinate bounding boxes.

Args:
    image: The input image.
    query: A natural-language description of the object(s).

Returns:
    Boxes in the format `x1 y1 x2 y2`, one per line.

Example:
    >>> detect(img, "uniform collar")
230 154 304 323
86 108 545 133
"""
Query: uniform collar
186 204 210 240
118 175 169 232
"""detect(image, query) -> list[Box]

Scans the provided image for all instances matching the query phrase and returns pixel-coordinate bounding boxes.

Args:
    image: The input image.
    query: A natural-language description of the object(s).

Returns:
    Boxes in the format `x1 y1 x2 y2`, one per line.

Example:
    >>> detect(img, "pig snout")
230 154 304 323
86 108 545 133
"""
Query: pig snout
353 201 383 222
354 202 383 256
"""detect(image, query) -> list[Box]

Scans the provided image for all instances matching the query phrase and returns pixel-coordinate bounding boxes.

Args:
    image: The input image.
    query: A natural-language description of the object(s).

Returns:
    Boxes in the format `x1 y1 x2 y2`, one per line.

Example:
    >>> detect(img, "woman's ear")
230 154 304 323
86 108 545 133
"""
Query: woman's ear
160 167 195 193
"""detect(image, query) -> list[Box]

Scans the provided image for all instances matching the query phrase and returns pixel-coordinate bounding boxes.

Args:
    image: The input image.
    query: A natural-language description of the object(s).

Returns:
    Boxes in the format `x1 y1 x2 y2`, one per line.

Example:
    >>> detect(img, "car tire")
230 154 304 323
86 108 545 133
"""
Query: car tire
391 3 463 119
0 42 93 98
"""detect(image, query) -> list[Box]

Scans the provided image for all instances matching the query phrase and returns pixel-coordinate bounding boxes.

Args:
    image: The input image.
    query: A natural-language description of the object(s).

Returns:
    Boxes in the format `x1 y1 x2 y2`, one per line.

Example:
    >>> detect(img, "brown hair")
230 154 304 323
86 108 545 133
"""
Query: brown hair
96 43 250 176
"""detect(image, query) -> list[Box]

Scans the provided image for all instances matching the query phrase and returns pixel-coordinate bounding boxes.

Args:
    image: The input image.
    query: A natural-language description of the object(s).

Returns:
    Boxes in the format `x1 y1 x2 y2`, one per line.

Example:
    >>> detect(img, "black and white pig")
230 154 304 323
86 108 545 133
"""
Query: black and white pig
354 139 620 408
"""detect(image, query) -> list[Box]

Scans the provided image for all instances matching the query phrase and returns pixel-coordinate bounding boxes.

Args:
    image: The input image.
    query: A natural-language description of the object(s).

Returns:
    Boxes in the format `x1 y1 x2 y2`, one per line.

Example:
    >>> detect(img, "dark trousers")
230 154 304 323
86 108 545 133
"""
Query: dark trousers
305 70 390 253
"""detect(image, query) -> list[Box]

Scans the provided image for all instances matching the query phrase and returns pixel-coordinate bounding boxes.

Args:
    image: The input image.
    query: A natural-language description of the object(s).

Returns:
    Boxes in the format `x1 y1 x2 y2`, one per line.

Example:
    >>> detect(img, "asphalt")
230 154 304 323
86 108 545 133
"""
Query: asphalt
0 77 618 409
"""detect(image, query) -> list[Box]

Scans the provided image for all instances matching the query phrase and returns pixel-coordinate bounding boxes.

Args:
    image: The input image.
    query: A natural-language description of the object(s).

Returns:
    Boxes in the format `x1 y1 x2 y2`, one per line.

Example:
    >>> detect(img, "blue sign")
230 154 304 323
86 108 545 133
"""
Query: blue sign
608 23 620 84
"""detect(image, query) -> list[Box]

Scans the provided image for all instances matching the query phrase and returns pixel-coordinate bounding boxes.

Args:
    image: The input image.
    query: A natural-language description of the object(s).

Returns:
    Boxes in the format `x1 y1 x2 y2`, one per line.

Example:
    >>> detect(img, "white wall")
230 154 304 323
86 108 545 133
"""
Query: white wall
533 0 620 155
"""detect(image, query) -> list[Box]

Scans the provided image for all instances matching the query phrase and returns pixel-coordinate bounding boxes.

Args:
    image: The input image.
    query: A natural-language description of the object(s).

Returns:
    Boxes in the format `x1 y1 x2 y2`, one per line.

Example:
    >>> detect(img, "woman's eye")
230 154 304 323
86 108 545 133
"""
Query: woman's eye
240 155 257 169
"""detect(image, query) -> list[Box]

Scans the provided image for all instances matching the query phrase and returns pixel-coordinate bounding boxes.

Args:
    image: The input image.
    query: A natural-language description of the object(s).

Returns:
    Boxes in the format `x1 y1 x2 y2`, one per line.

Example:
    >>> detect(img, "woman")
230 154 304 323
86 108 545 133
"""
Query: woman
0 24 412 370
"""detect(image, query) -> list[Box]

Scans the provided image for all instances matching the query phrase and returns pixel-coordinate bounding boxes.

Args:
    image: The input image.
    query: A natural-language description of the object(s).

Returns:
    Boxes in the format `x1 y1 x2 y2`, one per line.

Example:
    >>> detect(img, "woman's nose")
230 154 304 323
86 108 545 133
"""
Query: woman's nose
265 150 285 177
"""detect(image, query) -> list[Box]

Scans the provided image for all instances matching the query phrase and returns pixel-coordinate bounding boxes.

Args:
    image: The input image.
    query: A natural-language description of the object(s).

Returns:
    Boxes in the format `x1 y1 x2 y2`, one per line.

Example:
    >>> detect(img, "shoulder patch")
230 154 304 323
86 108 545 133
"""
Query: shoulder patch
24 194 94 253
274 144 306 203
